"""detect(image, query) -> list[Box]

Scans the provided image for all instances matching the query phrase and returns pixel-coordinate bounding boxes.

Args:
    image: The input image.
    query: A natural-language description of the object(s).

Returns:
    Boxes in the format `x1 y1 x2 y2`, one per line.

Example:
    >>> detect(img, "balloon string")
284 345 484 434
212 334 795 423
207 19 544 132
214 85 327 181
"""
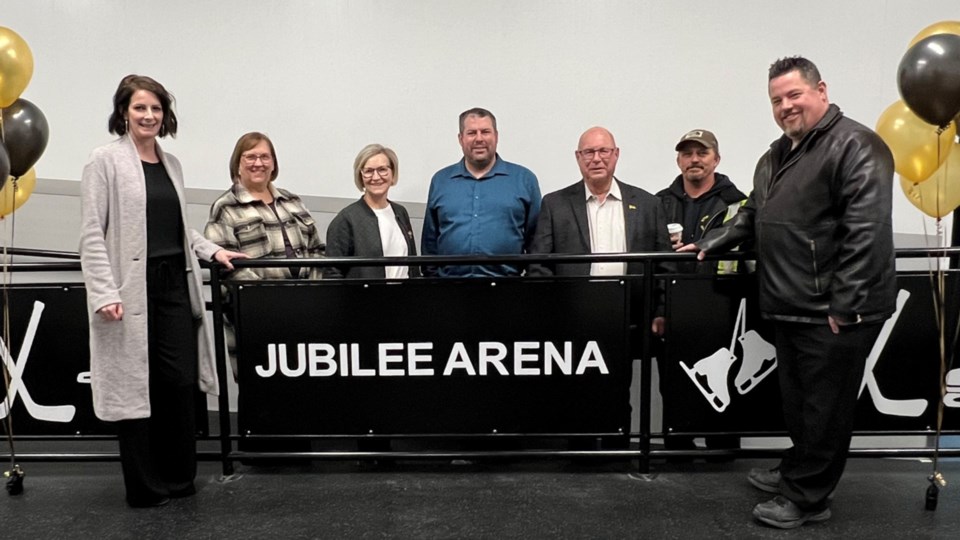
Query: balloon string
950 132 960 377
919 217 946 474
1 184 16 468
932 221 945 472
925 139 947 478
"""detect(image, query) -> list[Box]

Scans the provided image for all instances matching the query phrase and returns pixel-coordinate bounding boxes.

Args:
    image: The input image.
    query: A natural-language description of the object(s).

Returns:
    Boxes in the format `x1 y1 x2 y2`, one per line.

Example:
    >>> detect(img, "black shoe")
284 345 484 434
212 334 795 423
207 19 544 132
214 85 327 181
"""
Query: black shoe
747 467 781 493
169 484 196 498
128 496 171 508
753 496 831 529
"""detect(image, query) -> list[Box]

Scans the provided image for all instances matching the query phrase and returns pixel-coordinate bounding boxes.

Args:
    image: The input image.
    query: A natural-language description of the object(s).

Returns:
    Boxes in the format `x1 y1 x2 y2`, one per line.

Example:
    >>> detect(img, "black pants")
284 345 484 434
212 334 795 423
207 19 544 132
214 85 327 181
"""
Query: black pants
774 320 882 510
116 254 198 505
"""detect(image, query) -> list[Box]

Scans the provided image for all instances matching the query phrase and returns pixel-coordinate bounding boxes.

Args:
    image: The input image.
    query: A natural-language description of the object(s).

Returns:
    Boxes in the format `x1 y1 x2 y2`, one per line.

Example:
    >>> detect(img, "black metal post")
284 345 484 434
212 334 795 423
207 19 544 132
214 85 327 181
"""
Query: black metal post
951 207 959 269
637 260 654 474
208 265 235 476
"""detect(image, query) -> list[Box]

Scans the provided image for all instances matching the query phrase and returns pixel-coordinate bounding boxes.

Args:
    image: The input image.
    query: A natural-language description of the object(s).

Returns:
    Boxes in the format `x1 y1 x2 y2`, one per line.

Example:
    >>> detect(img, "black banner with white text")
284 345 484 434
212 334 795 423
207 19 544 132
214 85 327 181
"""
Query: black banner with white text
234 278 631 435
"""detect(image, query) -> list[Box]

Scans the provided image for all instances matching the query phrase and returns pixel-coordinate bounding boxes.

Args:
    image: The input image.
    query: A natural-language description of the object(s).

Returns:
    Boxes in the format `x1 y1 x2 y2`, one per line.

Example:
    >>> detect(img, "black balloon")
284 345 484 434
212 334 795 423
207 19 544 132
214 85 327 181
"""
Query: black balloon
898 34 960 127
0 143 9 190
0 98 50 178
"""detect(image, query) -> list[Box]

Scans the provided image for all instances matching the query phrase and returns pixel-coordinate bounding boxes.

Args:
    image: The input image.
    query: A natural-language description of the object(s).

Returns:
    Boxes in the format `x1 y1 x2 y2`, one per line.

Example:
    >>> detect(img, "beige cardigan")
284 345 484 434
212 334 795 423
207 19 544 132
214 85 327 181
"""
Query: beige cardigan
79 135 220 422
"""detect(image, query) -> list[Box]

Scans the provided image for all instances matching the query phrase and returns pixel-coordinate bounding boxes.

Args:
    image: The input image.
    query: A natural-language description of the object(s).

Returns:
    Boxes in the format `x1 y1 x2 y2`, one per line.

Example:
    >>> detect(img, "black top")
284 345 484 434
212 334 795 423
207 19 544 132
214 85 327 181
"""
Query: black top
266 199 301 277
143 161 185 259
266 200 298 258
773 137 795 175
679 180 734 244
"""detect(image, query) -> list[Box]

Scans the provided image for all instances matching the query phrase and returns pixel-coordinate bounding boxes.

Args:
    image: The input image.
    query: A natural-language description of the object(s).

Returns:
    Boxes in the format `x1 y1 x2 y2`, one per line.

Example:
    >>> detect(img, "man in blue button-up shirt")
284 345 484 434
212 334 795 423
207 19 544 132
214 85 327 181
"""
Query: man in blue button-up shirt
421 108 541 277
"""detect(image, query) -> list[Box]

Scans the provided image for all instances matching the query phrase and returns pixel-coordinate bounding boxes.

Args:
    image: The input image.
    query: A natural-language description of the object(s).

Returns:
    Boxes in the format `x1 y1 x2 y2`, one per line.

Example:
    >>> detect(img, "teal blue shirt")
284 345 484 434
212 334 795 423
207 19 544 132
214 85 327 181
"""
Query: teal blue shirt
422 155 541 277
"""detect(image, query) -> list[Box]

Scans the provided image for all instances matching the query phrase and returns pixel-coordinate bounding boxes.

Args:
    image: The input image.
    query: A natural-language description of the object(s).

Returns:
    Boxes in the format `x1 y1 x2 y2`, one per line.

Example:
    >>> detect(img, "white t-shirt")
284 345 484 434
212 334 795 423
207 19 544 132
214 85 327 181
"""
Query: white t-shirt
373 205 409 279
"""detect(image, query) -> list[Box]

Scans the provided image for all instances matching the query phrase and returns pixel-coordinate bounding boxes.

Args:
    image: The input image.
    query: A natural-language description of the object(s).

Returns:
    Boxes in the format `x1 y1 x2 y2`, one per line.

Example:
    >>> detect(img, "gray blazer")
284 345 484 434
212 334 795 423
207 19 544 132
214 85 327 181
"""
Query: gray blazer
324 198 420 279
79 135 221 421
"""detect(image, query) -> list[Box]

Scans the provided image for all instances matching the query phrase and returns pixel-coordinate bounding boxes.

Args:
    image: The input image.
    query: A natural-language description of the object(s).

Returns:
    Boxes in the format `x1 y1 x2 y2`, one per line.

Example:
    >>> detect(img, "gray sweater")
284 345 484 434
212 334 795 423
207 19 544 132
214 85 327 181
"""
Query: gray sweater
79 135 221 421
324 198 420 279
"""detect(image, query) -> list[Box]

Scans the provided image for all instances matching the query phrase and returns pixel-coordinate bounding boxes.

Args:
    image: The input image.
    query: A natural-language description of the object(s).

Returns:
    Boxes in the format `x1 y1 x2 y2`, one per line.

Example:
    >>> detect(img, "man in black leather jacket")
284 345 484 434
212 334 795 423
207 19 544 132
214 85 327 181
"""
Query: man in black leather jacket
682 57 896 529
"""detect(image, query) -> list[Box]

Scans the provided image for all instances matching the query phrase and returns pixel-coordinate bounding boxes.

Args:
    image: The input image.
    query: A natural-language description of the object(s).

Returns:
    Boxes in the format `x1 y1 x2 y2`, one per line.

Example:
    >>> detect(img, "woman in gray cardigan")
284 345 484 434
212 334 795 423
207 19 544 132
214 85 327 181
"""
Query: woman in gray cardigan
324 144 420 279
79 75 244 508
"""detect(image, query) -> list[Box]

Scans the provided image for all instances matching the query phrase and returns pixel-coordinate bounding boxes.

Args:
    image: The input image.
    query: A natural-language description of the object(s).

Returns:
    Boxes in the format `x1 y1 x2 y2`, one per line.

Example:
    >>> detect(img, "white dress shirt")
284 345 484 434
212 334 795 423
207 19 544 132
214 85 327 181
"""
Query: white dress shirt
585 181 627 276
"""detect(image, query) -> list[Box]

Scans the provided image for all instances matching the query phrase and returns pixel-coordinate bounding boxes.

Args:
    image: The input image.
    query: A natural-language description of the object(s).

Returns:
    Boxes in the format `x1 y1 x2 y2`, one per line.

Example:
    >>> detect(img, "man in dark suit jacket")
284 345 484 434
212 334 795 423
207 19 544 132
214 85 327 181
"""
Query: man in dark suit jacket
529 126 672 452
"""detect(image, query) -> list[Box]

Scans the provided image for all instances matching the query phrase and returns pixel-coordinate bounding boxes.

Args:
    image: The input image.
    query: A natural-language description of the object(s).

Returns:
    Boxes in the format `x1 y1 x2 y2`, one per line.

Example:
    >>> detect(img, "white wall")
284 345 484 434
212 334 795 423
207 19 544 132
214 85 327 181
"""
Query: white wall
4 0 959 239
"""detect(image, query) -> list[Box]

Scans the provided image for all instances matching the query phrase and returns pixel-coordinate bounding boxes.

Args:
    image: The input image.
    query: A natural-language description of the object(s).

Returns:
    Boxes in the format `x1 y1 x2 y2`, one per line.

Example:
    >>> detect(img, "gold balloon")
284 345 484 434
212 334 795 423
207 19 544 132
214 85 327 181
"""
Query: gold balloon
876 100 955 183
0 167 36 217
900 143 960 218
0 27 35 108
908 20 960 48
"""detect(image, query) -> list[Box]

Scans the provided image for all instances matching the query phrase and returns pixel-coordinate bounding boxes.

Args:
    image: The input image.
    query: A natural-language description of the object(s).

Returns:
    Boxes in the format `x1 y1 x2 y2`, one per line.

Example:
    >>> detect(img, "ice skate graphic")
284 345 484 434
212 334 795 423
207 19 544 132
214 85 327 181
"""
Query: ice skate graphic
0 301 76 423
733 303 777 395
944 368 960 408
858 289 927 417
681 347 737 412
681 298 774 412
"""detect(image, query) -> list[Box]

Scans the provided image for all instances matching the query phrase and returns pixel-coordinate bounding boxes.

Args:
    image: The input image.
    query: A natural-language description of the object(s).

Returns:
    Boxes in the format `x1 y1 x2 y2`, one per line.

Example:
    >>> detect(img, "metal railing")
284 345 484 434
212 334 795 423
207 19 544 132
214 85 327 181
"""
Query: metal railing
2 247 959 475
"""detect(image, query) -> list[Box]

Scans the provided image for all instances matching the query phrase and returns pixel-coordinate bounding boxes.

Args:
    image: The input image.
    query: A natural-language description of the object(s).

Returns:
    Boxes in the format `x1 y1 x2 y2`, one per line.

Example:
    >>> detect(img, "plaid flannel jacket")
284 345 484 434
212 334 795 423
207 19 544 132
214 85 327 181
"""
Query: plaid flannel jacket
204 182 324 280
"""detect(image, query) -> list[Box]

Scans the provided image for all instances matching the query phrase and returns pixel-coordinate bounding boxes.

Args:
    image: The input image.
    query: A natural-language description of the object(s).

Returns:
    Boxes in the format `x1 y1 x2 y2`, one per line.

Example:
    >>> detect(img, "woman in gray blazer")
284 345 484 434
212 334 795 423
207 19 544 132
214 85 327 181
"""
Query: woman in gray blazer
79 75 244 507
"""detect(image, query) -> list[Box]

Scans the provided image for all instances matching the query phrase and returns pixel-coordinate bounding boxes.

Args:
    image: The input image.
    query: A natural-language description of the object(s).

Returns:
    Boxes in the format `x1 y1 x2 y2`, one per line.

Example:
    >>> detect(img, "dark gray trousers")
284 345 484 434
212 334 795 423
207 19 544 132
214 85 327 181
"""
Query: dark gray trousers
774 320 883 510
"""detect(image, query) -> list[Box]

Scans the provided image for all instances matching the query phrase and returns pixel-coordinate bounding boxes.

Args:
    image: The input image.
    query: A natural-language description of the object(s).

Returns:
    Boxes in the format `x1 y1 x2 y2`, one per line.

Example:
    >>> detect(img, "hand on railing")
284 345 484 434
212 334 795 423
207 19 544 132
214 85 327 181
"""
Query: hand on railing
212 249 249 271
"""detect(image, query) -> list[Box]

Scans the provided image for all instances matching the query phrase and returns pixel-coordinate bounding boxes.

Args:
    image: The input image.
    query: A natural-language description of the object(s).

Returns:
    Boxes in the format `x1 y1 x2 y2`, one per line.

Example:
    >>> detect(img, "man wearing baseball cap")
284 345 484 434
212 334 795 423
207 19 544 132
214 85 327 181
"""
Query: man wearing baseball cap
658 129 747 260
655 129 748 460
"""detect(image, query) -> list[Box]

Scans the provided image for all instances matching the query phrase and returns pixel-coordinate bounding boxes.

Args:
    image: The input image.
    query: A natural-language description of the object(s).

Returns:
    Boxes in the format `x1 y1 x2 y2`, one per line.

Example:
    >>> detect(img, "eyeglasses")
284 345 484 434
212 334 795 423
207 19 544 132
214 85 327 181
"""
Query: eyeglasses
361 166 392 179
577 147 616 161
241 153 273 165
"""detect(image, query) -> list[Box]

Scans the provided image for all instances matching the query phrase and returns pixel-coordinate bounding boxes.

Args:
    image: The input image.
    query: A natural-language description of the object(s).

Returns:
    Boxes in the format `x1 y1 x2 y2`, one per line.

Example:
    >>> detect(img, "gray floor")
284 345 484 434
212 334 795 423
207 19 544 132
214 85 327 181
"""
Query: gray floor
2 454 959 539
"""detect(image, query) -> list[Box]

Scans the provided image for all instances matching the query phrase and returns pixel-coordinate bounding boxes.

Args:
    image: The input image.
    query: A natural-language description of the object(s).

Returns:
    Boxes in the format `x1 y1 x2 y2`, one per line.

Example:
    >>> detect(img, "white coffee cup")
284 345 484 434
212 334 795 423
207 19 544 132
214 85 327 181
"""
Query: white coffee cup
667 223 683 243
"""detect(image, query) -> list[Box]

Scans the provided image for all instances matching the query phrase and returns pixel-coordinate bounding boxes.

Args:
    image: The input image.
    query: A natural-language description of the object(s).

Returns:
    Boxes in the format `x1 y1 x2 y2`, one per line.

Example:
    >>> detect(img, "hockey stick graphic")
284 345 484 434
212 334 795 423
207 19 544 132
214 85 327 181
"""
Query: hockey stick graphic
0 301 76 423
858 289 927 417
